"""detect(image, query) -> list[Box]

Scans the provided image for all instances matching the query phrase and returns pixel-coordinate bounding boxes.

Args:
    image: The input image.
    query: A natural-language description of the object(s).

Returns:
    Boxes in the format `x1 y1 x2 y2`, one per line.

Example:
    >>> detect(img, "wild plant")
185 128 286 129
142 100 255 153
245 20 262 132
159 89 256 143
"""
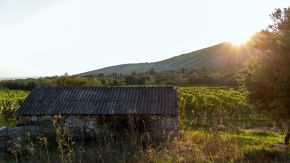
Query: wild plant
53 115 75 163
37 136 50 163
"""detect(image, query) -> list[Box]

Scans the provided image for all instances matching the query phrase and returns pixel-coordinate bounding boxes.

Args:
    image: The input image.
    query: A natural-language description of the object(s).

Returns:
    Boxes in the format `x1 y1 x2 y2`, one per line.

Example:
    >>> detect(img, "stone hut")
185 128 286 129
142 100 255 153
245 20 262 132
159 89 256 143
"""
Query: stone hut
16 87 178 139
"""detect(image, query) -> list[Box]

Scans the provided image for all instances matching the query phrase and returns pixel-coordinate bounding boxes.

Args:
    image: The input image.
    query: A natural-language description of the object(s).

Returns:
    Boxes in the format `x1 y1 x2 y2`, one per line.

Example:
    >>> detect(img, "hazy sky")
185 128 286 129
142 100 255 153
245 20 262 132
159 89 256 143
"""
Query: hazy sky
0 0 289 77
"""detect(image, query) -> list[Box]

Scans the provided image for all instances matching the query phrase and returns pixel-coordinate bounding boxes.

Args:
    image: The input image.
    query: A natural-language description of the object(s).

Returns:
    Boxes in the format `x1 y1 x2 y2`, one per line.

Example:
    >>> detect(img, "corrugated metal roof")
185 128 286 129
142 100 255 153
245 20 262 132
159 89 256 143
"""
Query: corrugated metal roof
16 87 178 116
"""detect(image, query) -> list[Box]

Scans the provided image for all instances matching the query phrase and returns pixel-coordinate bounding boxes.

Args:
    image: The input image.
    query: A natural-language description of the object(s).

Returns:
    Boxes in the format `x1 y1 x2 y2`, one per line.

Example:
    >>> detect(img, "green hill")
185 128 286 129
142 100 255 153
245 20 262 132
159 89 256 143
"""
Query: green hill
80 42 255 76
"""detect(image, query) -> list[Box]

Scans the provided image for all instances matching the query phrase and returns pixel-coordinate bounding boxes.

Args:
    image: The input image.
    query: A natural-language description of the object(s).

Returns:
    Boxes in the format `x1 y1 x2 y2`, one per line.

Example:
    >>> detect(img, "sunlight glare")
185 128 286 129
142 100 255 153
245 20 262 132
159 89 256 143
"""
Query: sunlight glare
228 35 251 46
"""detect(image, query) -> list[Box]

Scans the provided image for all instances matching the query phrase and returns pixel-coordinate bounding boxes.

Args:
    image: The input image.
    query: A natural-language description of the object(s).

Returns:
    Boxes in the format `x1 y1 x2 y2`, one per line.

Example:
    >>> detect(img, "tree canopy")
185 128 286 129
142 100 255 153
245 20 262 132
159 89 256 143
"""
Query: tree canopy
242 8 290 145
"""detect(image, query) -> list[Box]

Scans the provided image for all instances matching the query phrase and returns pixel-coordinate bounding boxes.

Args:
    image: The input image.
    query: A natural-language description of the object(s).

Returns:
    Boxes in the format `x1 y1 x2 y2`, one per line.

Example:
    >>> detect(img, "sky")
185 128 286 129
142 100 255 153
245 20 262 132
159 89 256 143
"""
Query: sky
0 0 289 77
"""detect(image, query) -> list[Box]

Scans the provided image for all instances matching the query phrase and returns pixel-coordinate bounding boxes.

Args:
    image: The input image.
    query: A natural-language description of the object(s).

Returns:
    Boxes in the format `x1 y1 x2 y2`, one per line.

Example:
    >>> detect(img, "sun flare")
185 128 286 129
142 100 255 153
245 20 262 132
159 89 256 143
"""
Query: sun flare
228 36 251 46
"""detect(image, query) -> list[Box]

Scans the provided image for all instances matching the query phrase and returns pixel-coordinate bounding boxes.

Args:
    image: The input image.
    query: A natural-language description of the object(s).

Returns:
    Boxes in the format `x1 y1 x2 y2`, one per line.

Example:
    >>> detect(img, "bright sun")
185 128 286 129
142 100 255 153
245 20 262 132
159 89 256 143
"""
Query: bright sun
228 35 251 46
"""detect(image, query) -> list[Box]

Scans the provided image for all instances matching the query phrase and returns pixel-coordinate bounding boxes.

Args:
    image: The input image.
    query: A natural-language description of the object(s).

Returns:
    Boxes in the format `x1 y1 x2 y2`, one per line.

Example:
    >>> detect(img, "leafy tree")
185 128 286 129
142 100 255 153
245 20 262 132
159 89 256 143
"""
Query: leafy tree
242 8 290 145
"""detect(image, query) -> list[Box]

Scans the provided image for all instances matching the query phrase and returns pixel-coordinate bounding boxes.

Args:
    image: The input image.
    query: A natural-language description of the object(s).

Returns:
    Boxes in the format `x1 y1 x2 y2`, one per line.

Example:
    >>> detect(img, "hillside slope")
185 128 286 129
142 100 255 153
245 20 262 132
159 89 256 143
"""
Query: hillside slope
80 42 255 76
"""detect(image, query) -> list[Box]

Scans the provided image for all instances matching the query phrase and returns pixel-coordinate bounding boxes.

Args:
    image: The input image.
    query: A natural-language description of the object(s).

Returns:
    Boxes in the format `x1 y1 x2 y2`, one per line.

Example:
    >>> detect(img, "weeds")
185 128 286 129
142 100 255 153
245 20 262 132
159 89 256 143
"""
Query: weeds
37 137 50 163
2 123 289 162
53 116 75 163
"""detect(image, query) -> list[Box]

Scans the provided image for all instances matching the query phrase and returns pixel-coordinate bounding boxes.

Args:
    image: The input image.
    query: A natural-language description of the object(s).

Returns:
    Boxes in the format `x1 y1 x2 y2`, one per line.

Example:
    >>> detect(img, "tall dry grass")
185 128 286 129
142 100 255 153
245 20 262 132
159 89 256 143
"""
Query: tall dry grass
1 121 289 162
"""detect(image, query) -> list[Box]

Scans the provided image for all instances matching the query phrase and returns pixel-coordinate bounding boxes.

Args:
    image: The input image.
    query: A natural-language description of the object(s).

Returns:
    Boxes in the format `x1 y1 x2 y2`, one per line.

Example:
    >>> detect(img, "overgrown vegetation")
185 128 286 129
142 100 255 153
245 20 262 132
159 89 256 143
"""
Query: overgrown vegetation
144 130 289 162
178 87 267 130
0 90 28 127
241 7 290 145
2 129 288 162
0 87 289 162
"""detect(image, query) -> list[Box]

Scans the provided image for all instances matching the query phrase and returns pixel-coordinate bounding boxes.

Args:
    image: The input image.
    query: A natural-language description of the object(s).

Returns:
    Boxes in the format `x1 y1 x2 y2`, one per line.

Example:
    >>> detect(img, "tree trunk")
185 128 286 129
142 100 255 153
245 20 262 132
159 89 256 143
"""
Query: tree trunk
284 121 290 145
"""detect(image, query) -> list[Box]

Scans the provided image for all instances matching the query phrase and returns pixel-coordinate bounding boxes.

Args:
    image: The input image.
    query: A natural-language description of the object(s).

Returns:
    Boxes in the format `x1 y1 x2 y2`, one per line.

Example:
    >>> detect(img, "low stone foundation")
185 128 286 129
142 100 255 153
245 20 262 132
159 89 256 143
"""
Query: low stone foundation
17 115 178 140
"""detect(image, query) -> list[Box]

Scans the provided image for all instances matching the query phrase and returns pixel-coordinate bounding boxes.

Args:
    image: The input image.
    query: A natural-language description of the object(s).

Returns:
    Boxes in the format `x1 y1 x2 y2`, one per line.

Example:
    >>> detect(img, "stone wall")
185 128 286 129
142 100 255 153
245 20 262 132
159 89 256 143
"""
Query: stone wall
17 115 178 139
147 116 178 140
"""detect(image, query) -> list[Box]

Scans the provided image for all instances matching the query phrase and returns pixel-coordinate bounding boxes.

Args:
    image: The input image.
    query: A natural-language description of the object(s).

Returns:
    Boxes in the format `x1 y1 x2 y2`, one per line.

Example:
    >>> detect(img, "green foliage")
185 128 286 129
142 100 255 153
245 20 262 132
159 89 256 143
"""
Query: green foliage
241 8 290 141
178 87 262 129
56 74 102 87
0 69 241 91
243 8 290 120
0 90 28 127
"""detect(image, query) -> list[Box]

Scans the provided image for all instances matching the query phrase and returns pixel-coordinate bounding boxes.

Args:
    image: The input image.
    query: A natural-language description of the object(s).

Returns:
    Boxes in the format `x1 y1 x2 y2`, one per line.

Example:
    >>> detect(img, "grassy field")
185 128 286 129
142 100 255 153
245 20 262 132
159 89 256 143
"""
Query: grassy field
144 129 289 162
0 87 289 162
